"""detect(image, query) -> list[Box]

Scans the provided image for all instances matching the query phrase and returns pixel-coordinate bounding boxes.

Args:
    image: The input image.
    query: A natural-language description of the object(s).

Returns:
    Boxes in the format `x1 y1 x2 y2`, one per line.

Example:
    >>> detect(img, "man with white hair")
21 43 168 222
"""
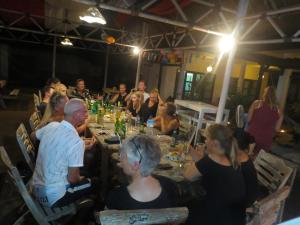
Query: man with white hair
32 98 92 207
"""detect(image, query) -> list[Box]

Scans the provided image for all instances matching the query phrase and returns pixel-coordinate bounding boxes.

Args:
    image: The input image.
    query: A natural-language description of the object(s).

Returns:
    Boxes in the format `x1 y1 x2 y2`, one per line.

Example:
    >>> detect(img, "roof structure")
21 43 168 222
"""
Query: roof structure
0 0 300 66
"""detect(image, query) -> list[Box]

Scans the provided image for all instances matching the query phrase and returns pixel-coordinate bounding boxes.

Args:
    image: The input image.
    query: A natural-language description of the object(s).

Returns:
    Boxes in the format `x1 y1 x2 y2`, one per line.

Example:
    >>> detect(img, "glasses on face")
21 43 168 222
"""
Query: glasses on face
130 137 143 164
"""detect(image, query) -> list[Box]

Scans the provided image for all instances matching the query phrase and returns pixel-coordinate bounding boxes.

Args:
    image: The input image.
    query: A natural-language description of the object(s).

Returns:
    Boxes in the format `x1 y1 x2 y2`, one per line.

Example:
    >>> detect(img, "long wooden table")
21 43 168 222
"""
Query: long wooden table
88 120 193 194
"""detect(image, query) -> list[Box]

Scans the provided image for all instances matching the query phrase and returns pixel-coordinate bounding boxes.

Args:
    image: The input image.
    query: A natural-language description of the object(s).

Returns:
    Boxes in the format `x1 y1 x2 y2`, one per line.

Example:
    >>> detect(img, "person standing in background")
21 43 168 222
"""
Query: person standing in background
126 80 149 103
246 86 283 155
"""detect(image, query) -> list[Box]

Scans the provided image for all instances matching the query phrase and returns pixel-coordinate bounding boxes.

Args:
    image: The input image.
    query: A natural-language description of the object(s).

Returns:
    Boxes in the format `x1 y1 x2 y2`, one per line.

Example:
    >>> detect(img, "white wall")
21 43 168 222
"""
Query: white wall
140 62 160 92
159 65 179 101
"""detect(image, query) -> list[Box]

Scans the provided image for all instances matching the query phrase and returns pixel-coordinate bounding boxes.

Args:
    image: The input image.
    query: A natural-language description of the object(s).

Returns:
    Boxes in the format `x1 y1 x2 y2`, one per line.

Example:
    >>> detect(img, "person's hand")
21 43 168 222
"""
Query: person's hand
189 144 205 161
84 136 96 150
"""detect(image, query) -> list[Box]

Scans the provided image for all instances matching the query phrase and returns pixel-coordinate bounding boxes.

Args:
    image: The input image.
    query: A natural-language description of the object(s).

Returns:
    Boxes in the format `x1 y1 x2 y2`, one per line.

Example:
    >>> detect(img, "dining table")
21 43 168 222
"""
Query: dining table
87 115 194 195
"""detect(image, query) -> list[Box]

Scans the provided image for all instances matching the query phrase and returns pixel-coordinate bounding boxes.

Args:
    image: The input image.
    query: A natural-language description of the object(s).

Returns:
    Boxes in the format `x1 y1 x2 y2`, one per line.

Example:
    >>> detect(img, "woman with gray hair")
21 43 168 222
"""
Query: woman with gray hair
106 134 176 210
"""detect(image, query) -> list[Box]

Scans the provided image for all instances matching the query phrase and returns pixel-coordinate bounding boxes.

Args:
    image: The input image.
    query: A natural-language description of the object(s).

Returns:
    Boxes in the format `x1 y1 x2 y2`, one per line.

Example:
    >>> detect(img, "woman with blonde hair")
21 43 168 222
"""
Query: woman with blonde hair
140 89 163 123
246 86 283 154
37 92 69 129
127 91 143 117
54 83 67 96
184 124 247 225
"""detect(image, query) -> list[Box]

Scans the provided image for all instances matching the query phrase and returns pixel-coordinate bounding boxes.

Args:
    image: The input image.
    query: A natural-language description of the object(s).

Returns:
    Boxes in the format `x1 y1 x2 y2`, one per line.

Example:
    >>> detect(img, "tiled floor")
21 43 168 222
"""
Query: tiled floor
0 90 299 224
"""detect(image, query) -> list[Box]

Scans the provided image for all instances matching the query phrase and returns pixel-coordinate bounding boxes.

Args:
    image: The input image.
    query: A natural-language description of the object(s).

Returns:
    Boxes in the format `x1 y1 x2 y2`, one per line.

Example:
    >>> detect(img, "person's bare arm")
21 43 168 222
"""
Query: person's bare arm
30 131 37 142
109 94 119 104
275 110 284 132
189 145 205 161
160 117 178 134
76 123 87 135
157 94 164 105
125 89 135 102
184 162 202 181
68 167 83 184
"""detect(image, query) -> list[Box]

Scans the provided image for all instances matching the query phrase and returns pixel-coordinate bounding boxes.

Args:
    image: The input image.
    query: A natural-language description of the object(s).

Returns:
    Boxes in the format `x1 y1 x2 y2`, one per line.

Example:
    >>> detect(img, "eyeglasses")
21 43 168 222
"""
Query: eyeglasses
130 137 143 164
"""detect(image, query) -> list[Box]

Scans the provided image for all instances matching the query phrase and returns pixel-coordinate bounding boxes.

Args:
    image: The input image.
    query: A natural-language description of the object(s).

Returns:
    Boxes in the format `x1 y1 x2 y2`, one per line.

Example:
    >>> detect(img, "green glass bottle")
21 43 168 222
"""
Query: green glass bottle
114 117 120 135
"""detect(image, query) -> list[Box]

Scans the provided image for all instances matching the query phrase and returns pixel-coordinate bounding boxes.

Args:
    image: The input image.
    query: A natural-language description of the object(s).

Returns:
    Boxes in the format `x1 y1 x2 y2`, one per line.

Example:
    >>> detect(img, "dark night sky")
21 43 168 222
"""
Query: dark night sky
3 41 137 92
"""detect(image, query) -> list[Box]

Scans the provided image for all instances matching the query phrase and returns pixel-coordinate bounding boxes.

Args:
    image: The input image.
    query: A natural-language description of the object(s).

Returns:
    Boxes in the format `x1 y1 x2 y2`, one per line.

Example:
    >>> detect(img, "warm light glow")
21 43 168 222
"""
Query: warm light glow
61 37 73 46
206 65 213 73
218 35 235 53
132 47 140 55
79 7 106 24
262 75 265 79
280 129 286 133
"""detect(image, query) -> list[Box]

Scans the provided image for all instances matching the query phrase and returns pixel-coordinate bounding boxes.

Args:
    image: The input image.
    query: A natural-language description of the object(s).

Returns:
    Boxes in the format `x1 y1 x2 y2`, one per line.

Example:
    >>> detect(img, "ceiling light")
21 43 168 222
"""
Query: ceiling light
218 35 235 53
206 65 213 73
132 47 140 55
79 7 106 25
61 37 73 46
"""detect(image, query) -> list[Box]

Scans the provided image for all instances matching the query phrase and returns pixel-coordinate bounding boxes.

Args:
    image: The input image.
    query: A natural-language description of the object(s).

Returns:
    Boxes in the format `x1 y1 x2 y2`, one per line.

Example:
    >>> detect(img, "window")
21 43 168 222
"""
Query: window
229 78 238 95
183 71 215 103
243 79 257 97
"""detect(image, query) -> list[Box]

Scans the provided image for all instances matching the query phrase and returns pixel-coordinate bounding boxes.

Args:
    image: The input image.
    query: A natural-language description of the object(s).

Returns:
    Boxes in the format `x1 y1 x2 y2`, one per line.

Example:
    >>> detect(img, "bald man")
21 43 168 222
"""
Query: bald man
32 98 93 207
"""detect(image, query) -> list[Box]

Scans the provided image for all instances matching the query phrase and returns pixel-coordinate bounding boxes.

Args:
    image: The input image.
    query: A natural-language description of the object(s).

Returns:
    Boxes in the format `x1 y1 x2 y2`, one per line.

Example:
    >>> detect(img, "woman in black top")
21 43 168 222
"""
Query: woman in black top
140 90 159 123
184 124 248 225
106 135 176 210
127 91 143 117
234 130 258 207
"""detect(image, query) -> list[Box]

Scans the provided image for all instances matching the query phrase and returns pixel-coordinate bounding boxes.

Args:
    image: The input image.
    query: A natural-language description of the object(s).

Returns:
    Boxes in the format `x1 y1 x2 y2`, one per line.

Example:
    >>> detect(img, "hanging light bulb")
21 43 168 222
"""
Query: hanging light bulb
61 37 73 46
206 65 213 73
218 34 235 53
79 7 106 24
132 47 140 55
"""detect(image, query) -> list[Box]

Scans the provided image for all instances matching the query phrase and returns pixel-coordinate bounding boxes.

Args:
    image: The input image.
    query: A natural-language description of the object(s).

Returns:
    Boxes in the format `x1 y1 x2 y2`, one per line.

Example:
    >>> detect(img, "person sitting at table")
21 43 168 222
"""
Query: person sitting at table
46 77 60 89
54 83 68 96
184 124 248 225
106 135 177 210
110 83 128 107
37 92 69 129
32 99 94 207
125 80 149 103
38 85 54 116
72 78 91 100
234 129 258 208
154 102 179 135
127 91 143 117
140 89 161 123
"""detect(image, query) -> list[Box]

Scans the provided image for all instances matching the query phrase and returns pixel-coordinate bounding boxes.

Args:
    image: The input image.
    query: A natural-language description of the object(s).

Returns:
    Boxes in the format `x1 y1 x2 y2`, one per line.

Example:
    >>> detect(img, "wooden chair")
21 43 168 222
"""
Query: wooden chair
0 146 77 225
29 111 41 131
96 207 189 225
33 93 40 111
246 150 298 225
254 150 296 192
247 186 291 225
16 123 36 172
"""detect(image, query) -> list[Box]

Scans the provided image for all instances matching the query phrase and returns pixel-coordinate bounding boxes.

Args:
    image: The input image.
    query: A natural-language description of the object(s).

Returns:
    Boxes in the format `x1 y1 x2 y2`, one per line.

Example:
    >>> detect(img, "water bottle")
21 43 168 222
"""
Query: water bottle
136 115 140 127
170 130 177 147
